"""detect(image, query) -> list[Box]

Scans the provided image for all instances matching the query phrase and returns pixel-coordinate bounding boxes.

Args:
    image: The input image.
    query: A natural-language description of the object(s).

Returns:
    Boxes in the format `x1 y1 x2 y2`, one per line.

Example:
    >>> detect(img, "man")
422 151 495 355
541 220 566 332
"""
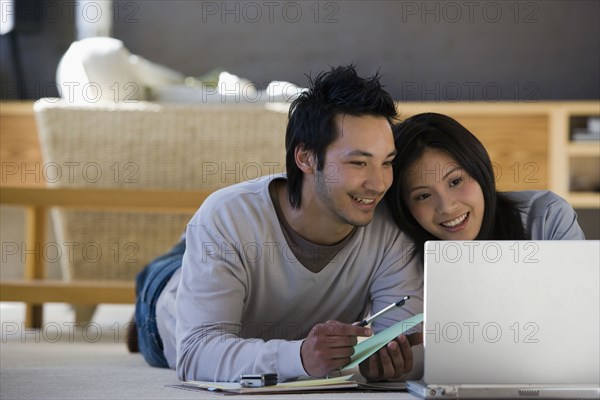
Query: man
133 65 423 382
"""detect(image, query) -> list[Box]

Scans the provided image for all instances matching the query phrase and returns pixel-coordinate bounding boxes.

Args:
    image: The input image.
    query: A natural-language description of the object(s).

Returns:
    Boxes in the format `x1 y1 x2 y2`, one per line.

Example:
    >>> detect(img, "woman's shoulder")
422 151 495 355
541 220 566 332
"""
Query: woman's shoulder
502 190 584 240
502 190 570 212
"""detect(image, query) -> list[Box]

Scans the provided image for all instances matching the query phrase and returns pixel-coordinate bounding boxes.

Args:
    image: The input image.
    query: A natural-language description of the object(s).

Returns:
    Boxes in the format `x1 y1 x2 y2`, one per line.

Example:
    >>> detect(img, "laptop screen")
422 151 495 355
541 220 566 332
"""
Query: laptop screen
423 240 599 385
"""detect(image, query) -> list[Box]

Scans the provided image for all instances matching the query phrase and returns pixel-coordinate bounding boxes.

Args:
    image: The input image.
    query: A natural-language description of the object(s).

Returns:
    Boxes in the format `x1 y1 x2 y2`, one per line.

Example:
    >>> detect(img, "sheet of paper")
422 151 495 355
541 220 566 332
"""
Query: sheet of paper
182 374 354 391
343 313 424 370
276 374 354 388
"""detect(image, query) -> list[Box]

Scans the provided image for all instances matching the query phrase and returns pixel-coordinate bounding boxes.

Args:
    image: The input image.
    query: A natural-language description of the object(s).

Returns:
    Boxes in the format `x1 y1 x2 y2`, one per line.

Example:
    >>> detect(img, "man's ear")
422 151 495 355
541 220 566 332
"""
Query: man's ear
294 145 316 173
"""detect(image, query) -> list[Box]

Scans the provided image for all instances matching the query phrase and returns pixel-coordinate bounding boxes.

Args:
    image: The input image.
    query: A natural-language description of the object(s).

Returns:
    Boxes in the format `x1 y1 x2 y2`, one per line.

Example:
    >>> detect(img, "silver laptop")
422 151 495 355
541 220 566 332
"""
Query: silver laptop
408 240 600 399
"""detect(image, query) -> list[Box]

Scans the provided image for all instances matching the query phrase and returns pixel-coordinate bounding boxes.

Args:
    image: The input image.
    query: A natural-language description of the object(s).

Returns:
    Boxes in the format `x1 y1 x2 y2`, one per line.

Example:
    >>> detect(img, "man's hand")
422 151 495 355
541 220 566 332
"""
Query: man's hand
359 334 413 381
300 320 372 378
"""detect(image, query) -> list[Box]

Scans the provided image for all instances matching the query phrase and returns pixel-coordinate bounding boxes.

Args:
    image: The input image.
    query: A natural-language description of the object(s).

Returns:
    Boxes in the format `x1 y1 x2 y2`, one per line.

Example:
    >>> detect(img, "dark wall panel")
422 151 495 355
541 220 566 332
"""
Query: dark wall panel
2 0 598 101
111 0 599 101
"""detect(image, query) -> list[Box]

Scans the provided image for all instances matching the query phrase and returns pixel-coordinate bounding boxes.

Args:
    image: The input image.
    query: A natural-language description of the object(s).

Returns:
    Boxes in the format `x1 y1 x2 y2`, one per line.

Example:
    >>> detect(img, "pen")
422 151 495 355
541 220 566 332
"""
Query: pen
356 296 410 327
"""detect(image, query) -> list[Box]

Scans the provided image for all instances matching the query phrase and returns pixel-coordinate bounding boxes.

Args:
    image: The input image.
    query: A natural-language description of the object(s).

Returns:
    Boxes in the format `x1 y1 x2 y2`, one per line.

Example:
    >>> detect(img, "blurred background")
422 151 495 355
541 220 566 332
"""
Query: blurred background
0 0 598 351
1 0 599 281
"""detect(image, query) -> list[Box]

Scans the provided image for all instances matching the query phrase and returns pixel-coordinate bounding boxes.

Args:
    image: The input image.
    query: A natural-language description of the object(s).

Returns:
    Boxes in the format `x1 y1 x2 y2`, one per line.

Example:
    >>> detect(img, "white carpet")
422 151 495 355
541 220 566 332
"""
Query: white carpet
0 302 417 400
0 302 197 400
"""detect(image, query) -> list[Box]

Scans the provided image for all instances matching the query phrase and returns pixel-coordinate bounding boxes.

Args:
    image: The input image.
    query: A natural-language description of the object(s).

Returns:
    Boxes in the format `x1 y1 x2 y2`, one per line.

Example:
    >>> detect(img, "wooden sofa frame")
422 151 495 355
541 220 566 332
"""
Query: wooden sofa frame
0 186 211 329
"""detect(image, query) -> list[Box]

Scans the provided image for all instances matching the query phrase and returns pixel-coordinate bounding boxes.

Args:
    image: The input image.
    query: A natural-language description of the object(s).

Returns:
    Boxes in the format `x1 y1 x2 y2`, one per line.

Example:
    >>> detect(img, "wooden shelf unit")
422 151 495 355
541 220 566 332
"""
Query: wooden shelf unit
0 101 43 187
550 103 600 208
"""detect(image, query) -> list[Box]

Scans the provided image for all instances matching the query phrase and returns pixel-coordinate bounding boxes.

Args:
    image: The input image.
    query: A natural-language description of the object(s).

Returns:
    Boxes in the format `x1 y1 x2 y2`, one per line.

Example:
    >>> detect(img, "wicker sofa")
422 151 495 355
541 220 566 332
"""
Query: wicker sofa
33 99 288 316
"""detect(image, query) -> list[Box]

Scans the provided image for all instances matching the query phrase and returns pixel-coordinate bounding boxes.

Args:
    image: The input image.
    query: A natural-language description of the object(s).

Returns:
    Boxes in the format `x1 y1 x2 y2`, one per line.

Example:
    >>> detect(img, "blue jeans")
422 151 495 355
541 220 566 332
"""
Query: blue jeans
135 240 185 368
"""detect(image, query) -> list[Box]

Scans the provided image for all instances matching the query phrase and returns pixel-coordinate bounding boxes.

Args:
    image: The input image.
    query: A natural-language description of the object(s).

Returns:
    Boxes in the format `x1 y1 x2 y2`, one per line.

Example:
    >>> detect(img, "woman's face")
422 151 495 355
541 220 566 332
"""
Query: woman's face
404 148 485 240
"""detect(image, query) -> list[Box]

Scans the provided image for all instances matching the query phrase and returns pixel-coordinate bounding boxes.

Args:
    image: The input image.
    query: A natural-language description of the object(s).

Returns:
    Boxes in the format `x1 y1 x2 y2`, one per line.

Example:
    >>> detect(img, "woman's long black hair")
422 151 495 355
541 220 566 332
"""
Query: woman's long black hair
386 113 527 260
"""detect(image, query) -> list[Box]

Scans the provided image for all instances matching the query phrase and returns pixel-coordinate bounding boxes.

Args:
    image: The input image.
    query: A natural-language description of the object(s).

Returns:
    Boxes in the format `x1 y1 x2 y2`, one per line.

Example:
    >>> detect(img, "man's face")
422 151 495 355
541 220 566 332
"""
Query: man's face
312 114 396 228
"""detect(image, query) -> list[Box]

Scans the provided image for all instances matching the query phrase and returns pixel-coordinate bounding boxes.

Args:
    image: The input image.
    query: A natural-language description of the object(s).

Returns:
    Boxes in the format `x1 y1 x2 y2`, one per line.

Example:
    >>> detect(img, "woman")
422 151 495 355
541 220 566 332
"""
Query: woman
386 112 585 260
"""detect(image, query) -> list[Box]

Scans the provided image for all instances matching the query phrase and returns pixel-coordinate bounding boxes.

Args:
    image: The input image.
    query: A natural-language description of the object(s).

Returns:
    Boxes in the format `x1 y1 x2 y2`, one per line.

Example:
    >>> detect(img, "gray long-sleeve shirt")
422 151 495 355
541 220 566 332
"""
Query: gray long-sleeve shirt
156 174 424 382
507 190 585 240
